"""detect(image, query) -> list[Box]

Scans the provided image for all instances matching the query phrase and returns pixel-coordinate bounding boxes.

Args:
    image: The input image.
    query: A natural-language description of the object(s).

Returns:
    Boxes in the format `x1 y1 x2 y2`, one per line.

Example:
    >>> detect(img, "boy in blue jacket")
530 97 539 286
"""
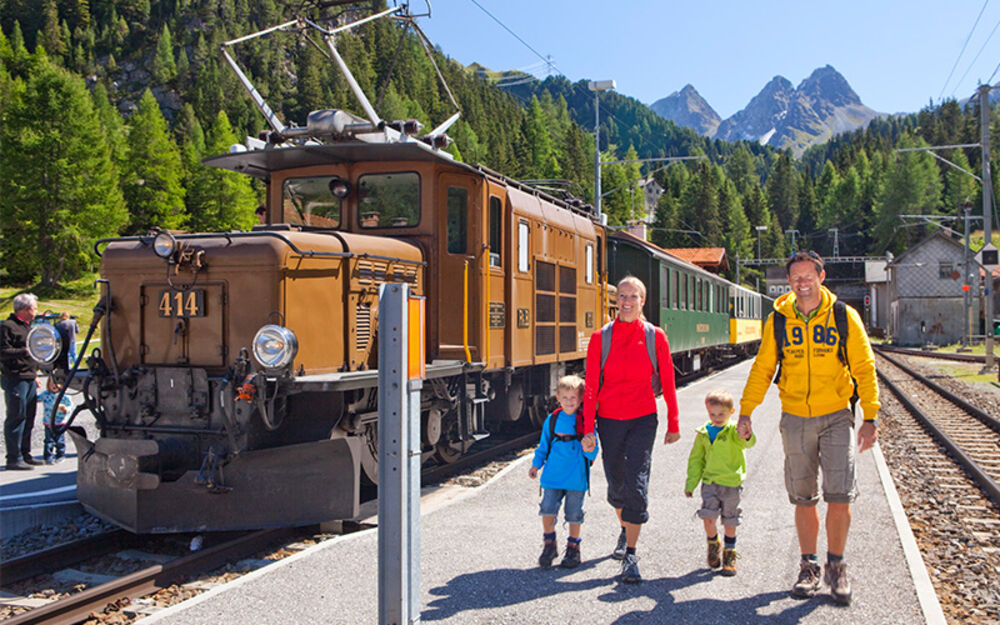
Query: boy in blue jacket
528 374 599 569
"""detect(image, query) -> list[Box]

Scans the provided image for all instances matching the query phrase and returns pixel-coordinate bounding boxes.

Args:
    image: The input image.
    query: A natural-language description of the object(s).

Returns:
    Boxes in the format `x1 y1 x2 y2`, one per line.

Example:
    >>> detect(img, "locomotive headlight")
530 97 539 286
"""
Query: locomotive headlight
26 324 61 365
252 325 298 370
153 231 177 258
328 176 351 199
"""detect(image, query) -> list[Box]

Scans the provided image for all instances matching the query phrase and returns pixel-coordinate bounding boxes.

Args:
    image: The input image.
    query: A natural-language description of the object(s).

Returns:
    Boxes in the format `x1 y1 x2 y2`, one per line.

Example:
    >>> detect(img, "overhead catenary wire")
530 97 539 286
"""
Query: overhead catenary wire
951 13 1000 99
941 0 990 100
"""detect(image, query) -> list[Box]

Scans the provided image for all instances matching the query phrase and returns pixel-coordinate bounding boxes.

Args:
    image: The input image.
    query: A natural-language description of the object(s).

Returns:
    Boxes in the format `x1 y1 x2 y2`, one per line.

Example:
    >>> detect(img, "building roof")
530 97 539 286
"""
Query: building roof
663 247 730 272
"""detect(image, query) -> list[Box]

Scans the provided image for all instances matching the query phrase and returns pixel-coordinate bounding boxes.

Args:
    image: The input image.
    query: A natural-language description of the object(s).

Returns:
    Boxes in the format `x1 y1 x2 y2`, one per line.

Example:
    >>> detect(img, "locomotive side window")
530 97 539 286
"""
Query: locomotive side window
358 172 420 228
281 176 343 227
518 221 529 272
446 187 468 254
489 196 502 267
586 244 594 284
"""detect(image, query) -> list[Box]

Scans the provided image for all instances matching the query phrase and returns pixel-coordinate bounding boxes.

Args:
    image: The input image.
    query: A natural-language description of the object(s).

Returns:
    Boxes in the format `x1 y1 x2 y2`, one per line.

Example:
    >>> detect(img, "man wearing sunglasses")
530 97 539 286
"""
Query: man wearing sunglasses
737 250 879 606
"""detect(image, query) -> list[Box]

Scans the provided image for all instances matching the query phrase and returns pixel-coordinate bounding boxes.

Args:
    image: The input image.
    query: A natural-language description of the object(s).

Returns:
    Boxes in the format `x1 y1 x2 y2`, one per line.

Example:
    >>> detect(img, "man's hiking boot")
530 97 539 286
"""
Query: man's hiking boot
824 560 852 605
538 540 558 569
619 553 641 584
721 547 738 576
560 543 581 568
791 560 822 597
707 536 722 568
612 528 628 560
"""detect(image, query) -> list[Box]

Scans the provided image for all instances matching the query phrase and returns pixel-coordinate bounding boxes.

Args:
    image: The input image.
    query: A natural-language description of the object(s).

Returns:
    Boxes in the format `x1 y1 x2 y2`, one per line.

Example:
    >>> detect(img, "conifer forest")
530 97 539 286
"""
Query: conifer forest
1 0 997 288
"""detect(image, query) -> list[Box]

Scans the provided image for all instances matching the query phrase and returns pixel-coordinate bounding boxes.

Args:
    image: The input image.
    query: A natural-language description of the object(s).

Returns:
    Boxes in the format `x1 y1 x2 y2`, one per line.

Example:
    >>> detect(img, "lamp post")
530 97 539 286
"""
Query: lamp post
588 79 615 221
754 225 767 260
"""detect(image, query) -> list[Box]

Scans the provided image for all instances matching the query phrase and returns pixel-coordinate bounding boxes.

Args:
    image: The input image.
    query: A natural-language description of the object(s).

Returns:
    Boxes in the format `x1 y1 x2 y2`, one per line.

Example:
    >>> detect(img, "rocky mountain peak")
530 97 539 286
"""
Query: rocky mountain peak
648 84 721 137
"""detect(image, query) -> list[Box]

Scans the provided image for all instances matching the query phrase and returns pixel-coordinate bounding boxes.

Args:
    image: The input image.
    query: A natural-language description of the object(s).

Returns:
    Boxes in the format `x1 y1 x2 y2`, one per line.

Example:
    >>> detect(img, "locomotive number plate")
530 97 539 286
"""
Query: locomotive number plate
157 289 206 317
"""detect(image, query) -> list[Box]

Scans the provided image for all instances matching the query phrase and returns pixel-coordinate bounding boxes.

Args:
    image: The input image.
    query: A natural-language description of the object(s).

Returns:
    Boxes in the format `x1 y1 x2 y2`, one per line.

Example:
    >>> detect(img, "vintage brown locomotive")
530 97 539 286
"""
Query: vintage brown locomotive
27 11 608 533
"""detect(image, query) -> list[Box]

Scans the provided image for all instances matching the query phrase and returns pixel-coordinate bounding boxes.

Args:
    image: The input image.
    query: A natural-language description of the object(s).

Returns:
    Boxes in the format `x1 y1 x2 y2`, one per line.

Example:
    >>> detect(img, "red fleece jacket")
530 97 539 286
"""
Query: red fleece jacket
582 318 679 435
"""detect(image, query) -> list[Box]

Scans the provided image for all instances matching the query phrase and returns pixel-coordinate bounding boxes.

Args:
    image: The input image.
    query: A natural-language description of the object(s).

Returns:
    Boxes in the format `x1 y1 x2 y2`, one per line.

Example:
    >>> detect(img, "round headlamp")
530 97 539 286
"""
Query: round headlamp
26 324 61 365
329 176 352 199
252 325 298 370
153 231 177 258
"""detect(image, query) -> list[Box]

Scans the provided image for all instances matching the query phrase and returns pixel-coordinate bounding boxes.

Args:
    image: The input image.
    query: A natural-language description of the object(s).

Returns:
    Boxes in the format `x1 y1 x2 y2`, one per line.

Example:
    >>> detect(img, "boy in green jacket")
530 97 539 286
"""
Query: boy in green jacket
685 389 755 576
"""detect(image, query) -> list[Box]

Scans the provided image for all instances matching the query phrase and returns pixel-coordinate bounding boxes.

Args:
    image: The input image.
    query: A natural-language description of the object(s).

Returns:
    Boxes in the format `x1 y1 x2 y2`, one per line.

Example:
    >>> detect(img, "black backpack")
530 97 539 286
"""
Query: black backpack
541 411 592 491
771 299 858 412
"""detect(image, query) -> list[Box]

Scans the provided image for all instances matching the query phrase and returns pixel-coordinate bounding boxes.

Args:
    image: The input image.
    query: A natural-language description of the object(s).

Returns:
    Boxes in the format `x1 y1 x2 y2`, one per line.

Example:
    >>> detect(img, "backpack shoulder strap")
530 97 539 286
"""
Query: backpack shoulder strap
543 411 557 464
643 321 660 377
599 321 615 391
771 311 786 384
833 300 849 369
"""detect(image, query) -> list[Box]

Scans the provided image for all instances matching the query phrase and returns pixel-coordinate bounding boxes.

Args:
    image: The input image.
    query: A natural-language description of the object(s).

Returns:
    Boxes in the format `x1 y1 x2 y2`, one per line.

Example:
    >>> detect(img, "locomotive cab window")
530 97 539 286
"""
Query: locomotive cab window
358 171 420 228
518 221 530 272
281 176 343 227
586 244 594 284
447 187 468 254
489 196 502 267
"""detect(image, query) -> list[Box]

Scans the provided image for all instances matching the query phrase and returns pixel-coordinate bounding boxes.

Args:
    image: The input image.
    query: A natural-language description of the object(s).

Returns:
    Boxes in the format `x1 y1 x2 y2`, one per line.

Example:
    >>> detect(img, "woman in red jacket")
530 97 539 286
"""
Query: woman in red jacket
581 276 680 584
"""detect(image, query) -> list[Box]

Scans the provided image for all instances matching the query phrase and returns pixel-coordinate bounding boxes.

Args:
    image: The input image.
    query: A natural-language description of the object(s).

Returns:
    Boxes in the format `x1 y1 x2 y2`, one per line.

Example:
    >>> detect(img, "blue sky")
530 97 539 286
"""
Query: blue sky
419 0 1000 119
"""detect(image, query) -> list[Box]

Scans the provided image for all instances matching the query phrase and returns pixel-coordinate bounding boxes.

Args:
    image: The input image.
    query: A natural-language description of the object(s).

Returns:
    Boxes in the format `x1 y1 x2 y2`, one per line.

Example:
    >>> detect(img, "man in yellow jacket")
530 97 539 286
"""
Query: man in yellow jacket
737 250 879 606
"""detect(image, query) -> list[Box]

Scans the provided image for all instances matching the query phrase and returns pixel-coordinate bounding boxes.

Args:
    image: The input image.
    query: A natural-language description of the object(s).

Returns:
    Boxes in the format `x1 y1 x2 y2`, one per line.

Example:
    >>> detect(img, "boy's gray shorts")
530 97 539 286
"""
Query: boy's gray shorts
780 408 856 506
698 483 743 526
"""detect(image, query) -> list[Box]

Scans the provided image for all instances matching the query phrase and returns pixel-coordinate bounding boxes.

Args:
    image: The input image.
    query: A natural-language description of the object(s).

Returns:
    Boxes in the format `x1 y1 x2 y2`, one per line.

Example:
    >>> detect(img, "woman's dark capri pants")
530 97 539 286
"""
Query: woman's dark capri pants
597 413 658 524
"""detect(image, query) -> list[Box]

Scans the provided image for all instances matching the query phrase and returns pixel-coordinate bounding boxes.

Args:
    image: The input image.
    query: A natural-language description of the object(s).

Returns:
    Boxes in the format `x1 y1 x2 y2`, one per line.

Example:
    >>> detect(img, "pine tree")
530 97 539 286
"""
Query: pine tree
121 89 187 233
872 133 943 254
152 24 177 83
0 56 126 284
186 110 257 232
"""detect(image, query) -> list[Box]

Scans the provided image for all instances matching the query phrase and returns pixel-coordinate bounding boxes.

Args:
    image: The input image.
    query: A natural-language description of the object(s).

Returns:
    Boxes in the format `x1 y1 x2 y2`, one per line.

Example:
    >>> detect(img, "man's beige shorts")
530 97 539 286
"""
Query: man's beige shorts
779 408 856 506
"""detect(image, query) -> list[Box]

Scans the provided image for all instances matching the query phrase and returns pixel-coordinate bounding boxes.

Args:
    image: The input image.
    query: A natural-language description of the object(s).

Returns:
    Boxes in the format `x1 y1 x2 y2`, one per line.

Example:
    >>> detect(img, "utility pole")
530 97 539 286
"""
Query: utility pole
589 80 615 222
962 203 973 351
980 84 995 370
785 228 800 251
829 228 840 258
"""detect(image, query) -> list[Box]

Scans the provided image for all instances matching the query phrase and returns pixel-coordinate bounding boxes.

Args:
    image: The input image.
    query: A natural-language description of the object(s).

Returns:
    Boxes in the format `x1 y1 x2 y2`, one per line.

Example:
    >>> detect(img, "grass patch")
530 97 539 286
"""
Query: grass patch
1 273 102 327
924 361 997 385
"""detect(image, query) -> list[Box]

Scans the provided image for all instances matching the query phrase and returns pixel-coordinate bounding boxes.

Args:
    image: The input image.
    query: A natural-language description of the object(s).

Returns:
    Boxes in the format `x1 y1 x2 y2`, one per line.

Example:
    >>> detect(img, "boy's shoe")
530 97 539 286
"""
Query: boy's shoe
824 560 852 605
612 528 628 560
791 560 822 597
22 456 41 466
538 541 558 569
5 461 32 471
53 456 64 464
620 553 641 584
721 547 738 576
707 536 722 568
44 458 54 465
560 544 581 568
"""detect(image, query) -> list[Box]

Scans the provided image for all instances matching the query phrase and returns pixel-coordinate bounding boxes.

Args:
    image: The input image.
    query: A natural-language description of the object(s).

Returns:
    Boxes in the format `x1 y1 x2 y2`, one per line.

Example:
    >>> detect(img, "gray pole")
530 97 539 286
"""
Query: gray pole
980 85 995 370
965 204 972 348
378 283 422 625
594 89 601 219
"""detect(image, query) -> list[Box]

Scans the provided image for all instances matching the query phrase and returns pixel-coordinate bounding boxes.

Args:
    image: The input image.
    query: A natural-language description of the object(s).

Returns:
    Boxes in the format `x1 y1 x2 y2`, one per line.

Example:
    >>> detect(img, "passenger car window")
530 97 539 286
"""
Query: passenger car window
358 172 420 228
281 176 342 227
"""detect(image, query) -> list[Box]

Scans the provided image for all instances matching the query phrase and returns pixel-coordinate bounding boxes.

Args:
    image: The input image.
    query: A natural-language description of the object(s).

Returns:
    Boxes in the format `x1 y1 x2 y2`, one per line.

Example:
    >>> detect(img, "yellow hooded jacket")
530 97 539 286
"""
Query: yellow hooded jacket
739 286 880 421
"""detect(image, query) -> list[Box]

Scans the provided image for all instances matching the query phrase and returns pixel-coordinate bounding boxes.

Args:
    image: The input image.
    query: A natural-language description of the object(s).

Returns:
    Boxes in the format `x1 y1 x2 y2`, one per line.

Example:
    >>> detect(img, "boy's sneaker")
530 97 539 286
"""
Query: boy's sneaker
721 547 738 576
44 458 54 465
619 553 642 584
707 536 722 568
791 560 822 597
612 528 628 560
538 541 558 569
560 543 581 568
824 560 852 605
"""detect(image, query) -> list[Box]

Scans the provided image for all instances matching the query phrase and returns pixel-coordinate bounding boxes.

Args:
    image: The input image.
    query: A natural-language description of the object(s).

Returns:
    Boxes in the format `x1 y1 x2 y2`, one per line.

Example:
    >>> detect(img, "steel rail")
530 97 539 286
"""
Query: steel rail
420 431 539 485
0 530 136 587
876 363 1000 509
3 528 297 625
875 344 985 363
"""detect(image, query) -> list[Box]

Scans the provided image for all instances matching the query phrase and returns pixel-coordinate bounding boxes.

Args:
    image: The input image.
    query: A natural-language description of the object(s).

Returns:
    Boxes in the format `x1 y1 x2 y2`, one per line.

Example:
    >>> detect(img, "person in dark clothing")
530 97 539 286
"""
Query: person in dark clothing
56 312 80 367
2 293 41 470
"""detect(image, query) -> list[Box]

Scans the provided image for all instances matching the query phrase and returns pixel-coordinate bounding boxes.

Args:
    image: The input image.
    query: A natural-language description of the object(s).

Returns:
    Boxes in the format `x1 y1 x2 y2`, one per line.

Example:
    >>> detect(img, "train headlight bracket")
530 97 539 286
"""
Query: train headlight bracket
153 231 177 259
26 323 62 365
251 325 298 371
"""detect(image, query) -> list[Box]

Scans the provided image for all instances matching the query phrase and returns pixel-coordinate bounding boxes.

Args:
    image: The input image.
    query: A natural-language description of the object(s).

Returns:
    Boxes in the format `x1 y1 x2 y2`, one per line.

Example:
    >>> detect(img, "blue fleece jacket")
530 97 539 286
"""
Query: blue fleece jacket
531 410 599 491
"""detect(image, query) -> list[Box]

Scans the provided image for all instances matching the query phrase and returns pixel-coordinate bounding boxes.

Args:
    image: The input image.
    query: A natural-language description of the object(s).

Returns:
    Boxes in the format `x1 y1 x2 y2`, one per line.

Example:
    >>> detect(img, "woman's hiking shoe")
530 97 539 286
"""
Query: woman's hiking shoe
619 553 641 584
721 547 738 576
538 541 558 569
824 560 852 605
560 543 581 568
791 560 822 597
707 536 722 568
612 528 628 560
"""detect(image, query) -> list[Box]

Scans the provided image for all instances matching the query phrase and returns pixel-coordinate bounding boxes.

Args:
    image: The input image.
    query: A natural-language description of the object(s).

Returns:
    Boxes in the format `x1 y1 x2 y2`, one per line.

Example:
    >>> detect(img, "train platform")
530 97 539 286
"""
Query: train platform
134 360 945 625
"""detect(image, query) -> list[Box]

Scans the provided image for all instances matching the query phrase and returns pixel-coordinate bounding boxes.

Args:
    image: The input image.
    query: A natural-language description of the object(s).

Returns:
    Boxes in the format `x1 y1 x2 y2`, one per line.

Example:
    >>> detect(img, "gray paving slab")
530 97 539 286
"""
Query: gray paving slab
128 362 934 623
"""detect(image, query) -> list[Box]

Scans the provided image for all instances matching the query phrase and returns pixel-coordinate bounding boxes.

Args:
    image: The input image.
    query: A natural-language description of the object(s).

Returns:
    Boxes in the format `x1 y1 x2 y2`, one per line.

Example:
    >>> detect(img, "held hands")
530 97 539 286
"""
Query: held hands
581 433 596 453
528 465 538 479
857 420 878 453
684 491 692 498
737 415 753 440
663 431 680 444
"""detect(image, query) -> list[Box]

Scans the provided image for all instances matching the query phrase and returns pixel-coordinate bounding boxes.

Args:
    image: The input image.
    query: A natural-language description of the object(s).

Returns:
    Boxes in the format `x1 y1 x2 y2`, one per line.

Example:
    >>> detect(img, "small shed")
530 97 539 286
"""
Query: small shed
886 231 979 346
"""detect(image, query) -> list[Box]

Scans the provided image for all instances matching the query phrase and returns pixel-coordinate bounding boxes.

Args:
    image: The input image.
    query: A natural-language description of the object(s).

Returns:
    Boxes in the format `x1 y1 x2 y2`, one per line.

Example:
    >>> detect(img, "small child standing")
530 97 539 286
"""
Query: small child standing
685 389 755 576
528 374 599 569
39 377 73 464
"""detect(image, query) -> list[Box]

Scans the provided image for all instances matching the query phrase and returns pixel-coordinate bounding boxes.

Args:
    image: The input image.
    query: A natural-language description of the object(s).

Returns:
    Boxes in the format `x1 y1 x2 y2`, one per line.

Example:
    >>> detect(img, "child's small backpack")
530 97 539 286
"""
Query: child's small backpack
541 411 593 491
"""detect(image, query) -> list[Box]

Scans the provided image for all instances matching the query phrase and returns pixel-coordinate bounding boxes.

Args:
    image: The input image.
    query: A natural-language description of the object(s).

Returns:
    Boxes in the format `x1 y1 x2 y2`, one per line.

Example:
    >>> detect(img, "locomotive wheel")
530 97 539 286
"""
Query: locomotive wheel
528 396 548 429
433 440 464 464
359 424 379 485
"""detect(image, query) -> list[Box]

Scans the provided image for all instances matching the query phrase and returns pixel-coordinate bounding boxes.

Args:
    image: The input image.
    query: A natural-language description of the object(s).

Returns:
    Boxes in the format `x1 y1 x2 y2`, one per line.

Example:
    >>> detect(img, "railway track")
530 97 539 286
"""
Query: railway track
874 349 1000 623
876 344 987 363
